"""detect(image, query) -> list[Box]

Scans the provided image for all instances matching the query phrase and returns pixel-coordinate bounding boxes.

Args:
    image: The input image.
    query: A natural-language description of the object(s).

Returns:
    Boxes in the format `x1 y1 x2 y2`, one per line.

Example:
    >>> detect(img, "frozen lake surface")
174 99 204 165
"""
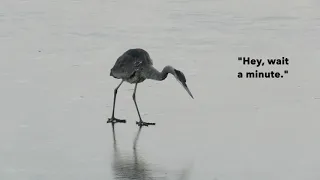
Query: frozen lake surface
1 0 320 179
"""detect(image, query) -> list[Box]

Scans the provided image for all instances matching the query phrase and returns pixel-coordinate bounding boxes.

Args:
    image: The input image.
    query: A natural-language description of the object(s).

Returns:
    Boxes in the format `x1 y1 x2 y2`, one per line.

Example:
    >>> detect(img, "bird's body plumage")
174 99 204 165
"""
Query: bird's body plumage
110 48 153 84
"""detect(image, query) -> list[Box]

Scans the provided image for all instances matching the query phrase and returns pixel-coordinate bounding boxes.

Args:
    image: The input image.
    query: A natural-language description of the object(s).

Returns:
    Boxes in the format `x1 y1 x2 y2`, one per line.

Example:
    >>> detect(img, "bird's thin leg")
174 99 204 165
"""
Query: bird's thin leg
111 80 123 118
133 83 155 127
132 83 142 121
107 80 126 124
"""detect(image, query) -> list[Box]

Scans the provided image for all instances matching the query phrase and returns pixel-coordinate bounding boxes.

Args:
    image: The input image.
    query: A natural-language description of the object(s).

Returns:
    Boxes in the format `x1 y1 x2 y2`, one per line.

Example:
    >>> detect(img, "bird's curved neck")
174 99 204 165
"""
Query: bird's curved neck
147 66 174 81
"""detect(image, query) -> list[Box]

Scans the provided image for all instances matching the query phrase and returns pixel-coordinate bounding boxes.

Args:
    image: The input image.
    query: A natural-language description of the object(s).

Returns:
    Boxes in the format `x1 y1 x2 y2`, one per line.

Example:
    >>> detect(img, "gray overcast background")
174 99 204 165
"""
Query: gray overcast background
0 0 319 180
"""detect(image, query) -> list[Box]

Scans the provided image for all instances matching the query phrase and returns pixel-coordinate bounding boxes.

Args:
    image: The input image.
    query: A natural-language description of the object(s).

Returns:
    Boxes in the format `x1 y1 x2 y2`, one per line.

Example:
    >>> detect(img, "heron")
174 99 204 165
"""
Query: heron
107 48 193 127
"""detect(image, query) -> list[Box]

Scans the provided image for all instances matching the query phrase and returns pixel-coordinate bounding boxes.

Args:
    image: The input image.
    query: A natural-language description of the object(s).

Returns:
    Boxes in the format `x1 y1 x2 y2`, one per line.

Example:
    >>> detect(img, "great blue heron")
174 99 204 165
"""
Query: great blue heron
107 48 193 127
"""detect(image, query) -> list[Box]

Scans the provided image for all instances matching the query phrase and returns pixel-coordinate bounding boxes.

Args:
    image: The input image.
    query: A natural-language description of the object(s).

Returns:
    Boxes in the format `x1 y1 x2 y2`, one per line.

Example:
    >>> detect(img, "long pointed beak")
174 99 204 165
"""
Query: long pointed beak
174 73 194 99
181 82 194 99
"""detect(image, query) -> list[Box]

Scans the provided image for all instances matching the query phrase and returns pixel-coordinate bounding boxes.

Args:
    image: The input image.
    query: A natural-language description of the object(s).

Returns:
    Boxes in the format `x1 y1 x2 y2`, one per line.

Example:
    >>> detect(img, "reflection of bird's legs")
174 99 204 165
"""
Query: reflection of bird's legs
133 126 142 149
107 80 126 124
112 124 116 147
133 83 155 127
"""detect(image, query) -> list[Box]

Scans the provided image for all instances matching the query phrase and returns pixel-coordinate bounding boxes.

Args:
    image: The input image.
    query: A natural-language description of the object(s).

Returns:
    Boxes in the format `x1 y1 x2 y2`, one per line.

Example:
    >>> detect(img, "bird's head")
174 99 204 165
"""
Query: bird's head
172 68 194 99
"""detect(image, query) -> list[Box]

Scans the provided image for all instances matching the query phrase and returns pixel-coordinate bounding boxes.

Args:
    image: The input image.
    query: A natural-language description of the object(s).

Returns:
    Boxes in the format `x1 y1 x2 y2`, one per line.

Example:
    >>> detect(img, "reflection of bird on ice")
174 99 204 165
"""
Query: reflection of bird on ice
111 126 150 179
110 125 192 180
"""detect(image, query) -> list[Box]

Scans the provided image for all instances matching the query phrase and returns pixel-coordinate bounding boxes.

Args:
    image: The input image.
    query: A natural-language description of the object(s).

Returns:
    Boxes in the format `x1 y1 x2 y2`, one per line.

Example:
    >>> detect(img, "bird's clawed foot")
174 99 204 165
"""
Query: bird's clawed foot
136 121 156 127
107 117 126 124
